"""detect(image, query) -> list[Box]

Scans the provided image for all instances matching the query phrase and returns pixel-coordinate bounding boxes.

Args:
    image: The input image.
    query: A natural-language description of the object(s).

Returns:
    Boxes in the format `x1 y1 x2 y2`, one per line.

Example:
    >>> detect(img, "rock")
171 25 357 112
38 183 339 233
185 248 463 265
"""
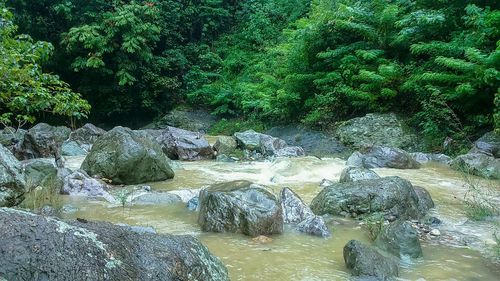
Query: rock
413 186 435 216
274 146 306 157
0 127 26 153
319 178 335 187
213 136 238 155
296 215 330 238
265 125 348 157
430 229 441 236
279 187 330 237
187 196 199 211
131 192 182 205
339 166 380 183
198 180 283 236
216 154 237 162
39 205 58 217
346 146 420 169
343 240 399 280
154 109 218 133
0 145 26 207
335 113 419 151
61 170 112 201
451 153 500 179
116 223 157 234
310 176 422 220
17 123 71 159
22 158 57 189
70 123 106 147
154 126 214 161
0 208 229 281
167 189 200 203
470 132 500 158
61 140 87 156
81 126 175 184
375 220 423 258
234 130 288 156
410 152 452 165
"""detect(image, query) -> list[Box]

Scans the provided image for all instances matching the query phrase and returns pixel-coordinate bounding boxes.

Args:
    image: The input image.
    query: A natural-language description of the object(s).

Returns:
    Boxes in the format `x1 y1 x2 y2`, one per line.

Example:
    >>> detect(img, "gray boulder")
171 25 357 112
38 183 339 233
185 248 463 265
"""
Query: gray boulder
61 170 112 201
375 220 423 258
346 146 420 169
335 113 419 151
413 186 435 216
310 176 422 219
343 240 399 280
62 123 106 156
0 145 26 207
131 192 182 205
61 140 87 156
274 146 306 157
451 153 500 179
17 123 71 159
81 126 174 185
0 127 26 153
296 215 330 238
339 166 380 183
22 158 57 189
470 132 500 158
265 125 348 157
213 136 238 155
198 180 283 236
410 152 452 165
154 126 214 161
234 130 286 156
0 208 229 281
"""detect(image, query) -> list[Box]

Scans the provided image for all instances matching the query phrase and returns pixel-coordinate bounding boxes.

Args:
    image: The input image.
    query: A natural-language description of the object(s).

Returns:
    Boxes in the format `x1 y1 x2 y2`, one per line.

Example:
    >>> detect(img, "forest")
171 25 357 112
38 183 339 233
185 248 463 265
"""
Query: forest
1 0 499 152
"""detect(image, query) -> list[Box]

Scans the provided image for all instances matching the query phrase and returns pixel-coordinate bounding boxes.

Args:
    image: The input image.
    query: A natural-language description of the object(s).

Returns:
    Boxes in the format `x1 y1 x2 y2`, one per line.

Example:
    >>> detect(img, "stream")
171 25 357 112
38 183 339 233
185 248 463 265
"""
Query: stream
61 155 500 280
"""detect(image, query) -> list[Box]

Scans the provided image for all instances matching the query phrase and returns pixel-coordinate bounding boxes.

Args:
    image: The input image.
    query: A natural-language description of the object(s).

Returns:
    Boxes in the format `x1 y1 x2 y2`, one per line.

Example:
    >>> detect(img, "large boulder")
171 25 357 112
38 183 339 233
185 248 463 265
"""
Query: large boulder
343 240 399 280
375 220 423 258
339 166 380 183
234 130 304 157
17 123 71 159
81 126 174 185
413 186 435 216
0 208 229 281
265 125 348 157
61 170 113 201
198 180 283 236
451 153 500 179
154 126 214 161
22 158 57 189
62 123 106 156
470 132 500 158
346 146 420 169
410 152 452 165
213 136 238 155
279 187 329 237
310 176 422 219
0 145 26 207
335 113 419 151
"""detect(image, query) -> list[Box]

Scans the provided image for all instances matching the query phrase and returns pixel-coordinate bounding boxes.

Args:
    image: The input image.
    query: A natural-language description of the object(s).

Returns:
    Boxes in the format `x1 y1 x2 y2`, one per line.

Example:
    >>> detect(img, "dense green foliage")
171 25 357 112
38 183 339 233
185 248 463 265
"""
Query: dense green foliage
3 0 499 151
0 5 89 128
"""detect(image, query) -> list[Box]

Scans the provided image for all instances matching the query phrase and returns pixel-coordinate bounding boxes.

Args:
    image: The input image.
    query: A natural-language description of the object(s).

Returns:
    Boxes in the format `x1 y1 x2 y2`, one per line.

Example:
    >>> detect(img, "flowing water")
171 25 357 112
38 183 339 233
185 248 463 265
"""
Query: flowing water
61 156 500 280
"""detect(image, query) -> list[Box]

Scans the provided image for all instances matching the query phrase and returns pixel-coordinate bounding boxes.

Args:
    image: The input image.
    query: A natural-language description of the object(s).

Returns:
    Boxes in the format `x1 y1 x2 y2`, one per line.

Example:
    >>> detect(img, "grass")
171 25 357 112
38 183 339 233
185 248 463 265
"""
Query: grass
363 213 385 241
461 170 499 221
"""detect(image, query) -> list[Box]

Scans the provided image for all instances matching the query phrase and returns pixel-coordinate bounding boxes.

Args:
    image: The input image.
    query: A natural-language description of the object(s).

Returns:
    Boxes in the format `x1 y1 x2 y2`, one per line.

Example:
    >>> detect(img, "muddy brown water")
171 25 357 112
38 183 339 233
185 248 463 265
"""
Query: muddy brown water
62 156 500 280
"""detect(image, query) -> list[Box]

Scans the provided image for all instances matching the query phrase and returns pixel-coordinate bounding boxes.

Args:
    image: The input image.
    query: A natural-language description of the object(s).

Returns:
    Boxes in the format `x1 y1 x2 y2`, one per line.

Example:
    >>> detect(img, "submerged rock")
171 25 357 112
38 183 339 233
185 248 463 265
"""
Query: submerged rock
0 145 26 207
346 146 420 169
375 220 423 258
265 125 348 157
451 153 500 179
154 126 214 161
0 208 230 281
310 176 422 219
280 187 329 237
469 132 500 158
198 180 283 236
339 166 380 183
81 126 174 184
335 113 419 151
16 123 71 159
343 240 399 280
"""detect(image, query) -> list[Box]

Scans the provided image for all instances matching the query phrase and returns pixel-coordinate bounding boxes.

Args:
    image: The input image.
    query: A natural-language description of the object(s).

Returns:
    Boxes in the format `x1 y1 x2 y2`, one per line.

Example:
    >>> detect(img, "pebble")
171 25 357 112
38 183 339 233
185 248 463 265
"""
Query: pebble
430 229 441 236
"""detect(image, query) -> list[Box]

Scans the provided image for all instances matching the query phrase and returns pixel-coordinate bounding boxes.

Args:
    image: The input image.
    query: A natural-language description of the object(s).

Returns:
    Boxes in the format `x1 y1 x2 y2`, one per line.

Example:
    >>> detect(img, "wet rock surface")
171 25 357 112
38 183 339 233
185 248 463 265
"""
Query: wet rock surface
16 123 71 159
339 166 380 183
21 158 57 189
81 126 174 184
0 208 230 281
410 152 451 165
451 153 500 179
375 220 423 258
346 146 420 169
343 240 399 280
198 180 283 236
0 145 26 207
234 130 305 158
153 126 215 161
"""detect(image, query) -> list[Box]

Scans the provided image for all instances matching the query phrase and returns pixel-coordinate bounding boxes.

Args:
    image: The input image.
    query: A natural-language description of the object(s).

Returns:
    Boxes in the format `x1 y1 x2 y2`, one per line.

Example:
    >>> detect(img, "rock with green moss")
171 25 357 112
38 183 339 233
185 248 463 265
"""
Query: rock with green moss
339 166 380 183
0 208 229 281
335 113 419 151
213 136 238 155
22 158 57 189
81 126 174 185
344 240 399 280
310 176 422 220
0 145 26 207
198 180 283 236
375 220 423 258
